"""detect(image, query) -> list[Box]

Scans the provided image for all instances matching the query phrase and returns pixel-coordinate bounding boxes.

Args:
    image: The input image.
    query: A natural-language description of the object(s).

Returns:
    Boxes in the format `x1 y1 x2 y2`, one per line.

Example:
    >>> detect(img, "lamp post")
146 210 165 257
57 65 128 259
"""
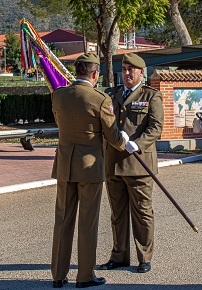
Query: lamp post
3 47 6 72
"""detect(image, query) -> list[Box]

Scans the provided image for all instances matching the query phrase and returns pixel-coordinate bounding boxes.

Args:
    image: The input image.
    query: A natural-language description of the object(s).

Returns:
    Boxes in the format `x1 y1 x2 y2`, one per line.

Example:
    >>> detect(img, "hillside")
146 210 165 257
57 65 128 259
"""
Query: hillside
0 0 74 34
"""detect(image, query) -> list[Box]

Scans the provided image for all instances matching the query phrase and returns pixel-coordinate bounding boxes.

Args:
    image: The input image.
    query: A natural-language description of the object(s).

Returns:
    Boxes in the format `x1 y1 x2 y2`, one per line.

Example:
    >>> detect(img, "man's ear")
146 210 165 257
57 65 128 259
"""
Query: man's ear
92 70 97 79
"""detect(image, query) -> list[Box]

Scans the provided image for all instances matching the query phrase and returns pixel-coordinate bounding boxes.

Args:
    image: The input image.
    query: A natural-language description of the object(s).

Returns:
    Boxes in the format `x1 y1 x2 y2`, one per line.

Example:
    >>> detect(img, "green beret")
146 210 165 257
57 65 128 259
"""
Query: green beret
122 53 145 68
75 53 100 65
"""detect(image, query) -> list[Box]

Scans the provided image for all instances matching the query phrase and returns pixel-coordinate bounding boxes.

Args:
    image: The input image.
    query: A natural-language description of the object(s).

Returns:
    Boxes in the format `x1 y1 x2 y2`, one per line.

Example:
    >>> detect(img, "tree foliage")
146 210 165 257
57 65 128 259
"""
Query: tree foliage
18 0 169 86
144 0 202 46
178 0 202 44
4 29 21 72
46 42 65 57
168 0 192 45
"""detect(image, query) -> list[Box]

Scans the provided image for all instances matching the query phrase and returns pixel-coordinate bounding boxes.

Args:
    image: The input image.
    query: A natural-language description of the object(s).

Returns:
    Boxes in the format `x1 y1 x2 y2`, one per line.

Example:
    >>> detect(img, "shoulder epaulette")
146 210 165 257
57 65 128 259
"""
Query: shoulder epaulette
105 85 123 95
142 84 158 91
94 88 108 97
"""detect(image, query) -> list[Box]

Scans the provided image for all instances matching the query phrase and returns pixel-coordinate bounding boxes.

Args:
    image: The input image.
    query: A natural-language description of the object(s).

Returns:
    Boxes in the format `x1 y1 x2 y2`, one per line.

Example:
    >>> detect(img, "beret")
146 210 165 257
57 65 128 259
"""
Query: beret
122 53 145 68
75 53 100 65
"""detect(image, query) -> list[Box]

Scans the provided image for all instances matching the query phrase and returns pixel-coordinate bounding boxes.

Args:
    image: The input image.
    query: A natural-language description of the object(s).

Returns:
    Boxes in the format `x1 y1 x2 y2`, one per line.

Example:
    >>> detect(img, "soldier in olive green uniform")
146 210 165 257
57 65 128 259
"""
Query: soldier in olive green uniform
99 53 164 273
51 53 127 288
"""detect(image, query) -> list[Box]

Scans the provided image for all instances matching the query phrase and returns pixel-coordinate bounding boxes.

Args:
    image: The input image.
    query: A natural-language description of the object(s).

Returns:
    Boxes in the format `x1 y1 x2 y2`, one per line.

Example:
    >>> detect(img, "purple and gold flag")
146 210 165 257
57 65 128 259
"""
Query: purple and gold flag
20 19 76 92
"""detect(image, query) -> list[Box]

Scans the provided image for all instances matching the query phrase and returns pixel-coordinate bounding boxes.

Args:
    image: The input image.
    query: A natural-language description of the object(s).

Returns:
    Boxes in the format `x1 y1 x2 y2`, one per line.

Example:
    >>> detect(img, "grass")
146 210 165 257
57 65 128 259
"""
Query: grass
157 149 202 154
32 137 58 146
0 137 58 146
0 76 47 87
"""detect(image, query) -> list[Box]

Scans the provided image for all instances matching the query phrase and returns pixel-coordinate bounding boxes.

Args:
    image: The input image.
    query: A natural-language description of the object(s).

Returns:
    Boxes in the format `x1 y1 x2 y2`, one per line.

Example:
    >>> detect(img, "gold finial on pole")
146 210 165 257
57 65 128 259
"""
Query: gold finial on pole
193 226 199 233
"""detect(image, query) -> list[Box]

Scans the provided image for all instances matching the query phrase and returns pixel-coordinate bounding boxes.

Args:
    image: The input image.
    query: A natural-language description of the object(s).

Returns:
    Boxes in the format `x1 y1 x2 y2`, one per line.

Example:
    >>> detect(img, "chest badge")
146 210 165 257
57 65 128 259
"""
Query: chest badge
131 101 149 110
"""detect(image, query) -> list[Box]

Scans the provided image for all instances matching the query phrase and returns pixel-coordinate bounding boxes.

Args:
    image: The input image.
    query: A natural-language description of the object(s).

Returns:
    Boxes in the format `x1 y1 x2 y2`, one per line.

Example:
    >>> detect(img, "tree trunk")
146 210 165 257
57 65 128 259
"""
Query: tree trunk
168 0 192 46
97 0 119 87
104 52 114 87
83 35 87 53
103 15 119 87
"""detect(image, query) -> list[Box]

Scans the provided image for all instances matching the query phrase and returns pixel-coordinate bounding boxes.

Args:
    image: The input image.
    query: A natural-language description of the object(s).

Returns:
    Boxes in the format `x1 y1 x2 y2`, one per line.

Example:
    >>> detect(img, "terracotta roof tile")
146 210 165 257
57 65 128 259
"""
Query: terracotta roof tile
58 48 164 62
150 69 202 81
117 47 162 55
59 53 83 61
0 32 49 44
0 34 6 42
41 29 84 42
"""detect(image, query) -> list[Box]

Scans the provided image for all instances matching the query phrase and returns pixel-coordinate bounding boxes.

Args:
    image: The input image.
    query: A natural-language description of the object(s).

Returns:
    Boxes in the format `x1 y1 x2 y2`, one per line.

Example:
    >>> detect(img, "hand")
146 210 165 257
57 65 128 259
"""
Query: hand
121 130 129 142
125 141 139 154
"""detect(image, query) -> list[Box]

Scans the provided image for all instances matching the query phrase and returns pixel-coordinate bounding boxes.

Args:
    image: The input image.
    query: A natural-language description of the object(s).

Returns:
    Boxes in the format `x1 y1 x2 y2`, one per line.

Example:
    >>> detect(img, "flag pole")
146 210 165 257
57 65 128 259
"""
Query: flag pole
133 151 199 233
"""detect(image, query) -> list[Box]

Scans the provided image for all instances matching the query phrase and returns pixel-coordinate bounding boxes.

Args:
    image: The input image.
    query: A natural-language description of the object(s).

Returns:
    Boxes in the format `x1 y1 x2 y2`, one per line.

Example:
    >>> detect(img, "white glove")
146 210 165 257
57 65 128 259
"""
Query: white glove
125 141 139 154
121 130 129 142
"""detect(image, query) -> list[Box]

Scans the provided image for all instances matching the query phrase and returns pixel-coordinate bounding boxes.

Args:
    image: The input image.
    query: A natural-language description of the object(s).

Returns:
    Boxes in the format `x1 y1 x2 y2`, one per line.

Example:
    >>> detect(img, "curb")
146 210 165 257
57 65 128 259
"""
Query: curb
158 154 202 167
0 155 202 195
0 179 56 195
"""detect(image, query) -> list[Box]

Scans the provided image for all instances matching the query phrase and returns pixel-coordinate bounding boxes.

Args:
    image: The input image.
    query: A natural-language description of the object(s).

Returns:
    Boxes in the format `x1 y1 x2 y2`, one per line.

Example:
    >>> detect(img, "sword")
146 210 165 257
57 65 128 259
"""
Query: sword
133 151 199 233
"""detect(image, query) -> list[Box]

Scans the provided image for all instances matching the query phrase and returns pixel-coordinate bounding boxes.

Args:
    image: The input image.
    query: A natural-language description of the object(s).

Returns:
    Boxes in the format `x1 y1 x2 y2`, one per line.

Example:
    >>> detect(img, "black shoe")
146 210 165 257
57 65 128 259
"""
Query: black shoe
99 260 130 270
76 277 106 288
53 278 68 288
137 262 151 273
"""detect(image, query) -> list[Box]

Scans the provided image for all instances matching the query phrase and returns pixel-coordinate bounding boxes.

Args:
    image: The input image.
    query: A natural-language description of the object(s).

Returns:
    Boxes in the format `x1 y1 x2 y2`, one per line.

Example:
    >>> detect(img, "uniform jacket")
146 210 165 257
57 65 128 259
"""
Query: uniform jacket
51 81 125 183
104 83 164 176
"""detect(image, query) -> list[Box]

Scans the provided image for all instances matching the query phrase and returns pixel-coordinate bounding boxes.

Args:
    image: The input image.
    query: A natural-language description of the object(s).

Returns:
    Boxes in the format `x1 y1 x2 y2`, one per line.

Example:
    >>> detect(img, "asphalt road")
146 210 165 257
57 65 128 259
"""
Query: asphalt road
0 161 202 290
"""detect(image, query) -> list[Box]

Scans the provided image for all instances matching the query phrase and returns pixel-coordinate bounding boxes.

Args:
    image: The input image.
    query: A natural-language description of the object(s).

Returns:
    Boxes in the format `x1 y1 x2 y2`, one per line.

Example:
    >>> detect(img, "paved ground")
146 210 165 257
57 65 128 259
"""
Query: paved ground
1 142 202 193
0 139 202 289
0 161 202 289
0 144 55 187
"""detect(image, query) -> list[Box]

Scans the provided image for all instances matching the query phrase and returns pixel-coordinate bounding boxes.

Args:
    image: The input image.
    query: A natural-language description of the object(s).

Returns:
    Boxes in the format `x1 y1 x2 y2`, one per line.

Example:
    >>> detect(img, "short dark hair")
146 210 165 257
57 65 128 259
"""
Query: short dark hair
75 62 100 77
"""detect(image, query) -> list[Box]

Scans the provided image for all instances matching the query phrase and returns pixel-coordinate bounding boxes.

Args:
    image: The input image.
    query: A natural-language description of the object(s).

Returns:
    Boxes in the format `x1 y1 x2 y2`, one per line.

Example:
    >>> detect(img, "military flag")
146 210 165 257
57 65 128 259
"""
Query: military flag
20 19 76 92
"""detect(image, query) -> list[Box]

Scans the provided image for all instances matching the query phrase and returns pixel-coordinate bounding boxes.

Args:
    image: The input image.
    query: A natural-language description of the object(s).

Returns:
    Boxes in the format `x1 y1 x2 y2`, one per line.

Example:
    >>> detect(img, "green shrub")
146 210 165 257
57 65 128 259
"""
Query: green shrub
0 93 54 125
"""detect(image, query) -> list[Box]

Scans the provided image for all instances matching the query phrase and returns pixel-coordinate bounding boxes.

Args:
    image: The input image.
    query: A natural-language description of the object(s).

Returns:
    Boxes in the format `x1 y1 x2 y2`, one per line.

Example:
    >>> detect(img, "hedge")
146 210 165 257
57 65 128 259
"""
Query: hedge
0 93 54 125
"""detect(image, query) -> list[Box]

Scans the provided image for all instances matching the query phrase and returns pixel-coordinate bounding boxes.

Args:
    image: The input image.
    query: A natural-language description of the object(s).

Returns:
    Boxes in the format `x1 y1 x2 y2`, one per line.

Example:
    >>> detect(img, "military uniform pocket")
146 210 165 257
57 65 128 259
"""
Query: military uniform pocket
130 107 149 125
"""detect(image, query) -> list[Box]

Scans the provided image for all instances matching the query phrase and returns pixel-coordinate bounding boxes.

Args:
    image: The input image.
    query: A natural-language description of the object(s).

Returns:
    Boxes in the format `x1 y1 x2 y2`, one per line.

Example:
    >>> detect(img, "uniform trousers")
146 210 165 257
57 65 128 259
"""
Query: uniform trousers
106 174 154 264
51 181 103 282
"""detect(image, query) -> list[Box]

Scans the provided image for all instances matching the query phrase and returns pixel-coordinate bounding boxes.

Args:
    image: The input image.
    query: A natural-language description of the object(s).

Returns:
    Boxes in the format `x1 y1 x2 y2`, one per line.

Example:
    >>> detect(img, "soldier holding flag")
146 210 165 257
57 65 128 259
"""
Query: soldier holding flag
99 53 164 273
